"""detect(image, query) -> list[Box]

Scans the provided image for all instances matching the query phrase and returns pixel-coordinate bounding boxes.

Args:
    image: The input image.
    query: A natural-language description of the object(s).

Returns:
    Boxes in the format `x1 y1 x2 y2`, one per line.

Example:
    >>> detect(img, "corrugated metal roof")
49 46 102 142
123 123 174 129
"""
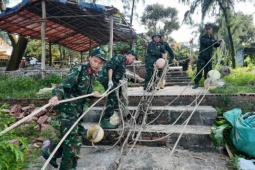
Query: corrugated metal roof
0 0 136 52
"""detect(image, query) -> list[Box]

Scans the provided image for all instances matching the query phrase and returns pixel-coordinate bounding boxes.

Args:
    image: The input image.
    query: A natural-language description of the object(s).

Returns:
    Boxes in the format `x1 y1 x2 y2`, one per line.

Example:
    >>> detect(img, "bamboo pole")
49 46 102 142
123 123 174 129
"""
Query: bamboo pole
109 15 113 58
41 0 46 78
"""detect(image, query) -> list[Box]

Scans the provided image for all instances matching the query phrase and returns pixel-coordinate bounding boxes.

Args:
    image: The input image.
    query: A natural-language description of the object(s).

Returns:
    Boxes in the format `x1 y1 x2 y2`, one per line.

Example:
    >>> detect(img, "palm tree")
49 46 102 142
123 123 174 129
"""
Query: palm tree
179 0 253 68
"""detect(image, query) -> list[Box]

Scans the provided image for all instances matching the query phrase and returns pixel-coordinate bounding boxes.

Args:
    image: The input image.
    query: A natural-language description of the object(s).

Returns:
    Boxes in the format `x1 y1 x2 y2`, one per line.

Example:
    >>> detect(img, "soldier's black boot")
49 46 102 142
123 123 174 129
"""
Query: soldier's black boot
41 147 59 168
100 118 118 129
192 83 199 89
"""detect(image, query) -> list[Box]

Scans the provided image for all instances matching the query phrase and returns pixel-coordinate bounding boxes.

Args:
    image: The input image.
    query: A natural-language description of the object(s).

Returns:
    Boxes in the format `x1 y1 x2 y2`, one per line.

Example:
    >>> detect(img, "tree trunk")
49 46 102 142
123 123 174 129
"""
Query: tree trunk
1 1 29 71
6 36 28 71
130 0 135 26
218 2 236 68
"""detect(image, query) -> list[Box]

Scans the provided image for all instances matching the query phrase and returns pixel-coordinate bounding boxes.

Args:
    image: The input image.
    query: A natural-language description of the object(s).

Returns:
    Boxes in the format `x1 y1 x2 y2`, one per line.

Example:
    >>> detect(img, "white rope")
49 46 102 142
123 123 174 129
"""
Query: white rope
41 81 126 170
0 93 94 137
117 40 226 169
162 40 226 170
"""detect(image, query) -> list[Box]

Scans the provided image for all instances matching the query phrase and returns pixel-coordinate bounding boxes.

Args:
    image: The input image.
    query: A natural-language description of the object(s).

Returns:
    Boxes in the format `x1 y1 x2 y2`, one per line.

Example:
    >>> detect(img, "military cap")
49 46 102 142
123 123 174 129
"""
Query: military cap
205 23 212 29
151 32 161 39
126 49 138 60
91 48 107 61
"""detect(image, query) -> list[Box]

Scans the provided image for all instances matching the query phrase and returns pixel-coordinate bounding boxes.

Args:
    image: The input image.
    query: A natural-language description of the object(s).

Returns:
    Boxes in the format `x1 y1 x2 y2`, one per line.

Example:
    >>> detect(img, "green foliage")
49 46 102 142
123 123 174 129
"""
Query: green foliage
0 74 62 99
210 124 231 147
0 104 29 170
141 3 180 37
244 56 255 67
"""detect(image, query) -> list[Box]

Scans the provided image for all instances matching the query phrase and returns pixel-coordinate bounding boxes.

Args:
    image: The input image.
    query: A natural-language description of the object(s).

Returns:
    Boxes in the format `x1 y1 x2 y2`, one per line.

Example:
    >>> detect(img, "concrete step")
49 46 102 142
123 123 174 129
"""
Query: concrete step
82 123 217 152
83 106 217 126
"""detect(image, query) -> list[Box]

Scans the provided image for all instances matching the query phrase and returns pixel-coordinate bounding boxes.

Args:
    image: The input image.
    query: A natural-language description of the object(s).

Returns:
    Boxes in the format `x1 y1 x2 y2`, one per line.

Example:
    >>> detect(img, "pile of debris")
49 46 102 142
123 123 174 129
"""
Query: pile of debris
2 104 56 147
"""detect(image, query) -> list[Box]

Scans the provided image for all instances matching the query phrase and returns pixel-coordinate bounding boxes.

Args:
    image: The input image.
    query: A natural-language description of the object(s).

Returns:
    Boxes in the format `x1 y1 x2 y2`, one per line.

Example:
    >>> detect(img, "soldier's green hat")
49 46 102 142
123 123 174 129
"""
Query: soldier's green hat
151 32 161 39
126 49 138 60
205 23 212 29
91 48 107 61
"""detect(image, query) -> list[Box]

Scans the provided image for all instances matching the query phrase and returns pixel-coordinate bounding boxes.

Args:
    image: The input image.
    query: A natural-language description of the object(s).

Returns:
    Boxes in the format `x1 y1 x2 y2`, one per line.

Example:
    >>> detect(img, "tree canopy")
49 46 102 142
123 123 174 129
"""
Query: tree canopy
141 3 180 38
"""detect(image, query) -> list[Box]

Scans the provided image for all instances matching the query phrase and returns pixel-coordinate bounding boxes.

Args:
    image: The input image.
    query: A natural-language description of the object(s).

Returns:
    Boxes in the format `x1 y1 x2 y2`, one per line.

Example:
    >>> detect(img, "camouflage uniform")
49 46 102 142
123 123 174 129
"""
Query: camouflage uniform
144 40 165 90
98 54 127 120
160 41 175 62
47 64 97 170
194 34 220 84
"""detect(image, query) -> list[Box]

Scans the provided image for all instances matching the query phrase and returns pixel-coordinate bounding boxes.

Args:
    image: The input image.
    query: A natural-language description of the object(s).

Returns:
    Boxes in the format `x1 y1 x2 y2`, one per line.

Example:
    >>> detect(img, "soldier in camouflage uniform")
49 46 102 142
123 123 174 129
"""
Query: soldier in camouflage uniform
160 33 177 64
98 50 137 129
144 32 165 91
41 48 107 170
193 23 222 89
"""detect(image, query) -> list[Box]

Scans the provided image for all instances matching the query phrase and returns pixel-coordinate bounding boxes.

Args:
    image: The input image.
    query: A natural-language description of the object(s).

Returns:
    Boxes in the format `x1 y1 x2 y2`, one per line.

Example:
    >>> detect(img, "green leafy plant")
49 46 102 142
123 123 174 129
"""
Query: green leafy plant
210 124 231 147
0 104 29 170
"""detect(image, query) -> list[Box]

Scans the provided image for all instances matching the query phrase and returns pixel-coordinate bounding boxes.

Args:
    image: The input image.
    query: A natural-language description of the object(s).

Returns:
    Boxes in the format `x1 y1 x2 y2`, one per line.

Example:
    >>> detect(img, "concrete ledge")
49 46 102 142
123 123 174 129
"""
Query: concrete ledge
83 106 217 126
82 123 217 152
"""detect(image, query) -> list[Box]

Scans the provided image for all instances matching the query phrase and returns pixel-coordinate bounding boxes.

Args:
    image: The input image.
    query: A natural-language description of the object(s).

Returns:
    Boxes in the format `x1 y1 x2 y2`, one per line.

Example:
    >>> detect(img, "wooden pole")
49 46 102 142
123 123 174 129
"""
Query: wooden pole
89 38 92 56
80 52 83 63
109 15 113 58
41 0 46 78
49 42 52 66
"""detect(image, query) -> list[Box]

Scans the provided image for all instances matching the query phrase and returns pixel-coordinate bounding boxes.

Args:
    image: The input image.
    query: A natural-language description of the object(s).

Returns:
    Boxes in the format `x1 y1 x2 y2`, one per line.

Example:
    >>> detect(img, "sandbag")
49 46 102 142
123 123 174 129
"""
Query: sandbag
224 108 255 157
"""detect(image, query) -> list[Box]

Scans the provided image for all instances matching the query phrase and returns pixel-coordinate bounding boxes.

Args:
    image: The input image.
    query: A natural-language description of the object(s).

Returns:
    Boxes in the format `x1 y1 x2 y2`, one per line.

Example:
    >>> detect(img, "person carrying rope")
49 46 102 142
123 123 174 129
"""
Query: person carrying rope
192 23 222 89
98 50 138 129
144 32 166 91
160 32 177 64
41 48 107 169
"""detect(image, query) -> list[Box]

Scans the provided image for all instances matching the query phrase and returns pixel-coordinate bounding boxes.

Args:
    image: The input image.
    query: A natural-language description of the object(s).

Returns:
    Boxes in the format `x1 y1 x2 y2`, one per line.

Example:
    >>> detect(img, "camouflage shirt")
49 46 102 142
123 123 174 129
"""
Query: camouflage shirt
199 34 220 60
98 54 127 85
145 41 165 64
52 63 97 115
161 41 175 60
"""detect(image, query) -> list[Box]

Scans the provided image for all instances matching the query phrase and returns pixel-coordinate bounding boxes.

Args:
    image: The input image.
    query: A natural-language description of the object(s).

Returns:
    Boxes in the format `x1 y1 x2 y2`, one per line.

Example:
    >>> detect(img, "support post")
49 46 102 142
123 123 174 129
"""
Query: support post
189 40 193 74
41 0 46 78
80 52 83 63
109 15 113 58
89 38 92 56
49 42 52 66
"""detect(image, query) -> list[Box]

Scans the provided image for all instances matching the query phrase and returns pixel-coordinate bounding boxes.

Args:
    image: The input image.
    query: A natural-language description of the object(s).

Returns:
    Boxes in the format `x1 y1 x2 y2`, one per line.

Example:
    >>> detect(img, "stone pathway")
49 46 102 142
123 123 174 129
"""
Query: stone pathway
32 146 230 170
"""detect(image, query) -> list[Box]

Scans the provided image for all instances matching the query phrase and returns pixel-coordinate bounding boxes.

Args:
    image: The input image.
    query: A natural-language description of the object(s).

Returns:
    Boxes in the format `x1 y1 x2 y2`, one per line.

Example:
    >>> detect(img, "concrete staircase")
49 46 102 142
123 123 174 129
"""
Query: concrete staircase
127 64 192 87
36 67 229 170
82 68 218 153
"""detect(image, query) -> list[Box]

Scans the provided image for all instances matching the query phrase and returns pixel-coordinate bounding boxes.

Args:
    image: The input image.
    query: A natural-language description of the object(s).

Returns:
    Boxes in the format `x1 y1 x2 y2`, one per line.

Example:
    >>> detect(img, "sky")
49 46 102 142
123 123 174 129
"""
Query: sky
8 0 255 44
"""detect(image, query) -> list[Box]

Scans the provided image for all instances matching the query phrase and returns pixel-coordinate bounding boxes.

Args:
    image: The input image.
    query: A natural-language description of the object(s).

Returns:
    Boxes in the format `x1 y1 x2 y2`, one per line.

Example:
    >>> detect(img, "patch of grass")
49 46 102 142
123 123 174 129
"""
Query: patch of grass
0 74 62 99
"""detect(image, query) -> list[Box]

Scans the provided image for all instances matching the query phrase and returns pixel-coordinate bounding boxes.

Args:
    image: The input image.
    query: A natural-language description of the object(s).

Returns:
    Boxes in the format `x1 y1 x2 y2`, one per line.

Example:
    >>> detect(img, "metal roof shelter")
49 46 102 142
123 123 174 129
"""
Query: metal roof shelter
0 0 136 52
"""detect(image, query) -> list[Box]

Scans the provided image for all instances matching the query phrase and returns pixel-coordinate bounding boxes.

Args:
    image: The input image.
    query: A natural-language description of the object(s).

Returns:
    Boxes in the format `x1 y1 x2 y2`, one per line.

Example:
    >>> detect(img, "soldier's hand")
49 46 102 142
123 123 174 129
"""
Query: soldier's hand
172 58 178 64
108 80 113 88
162 53 167 59
49 96 60 106
93 91 101 98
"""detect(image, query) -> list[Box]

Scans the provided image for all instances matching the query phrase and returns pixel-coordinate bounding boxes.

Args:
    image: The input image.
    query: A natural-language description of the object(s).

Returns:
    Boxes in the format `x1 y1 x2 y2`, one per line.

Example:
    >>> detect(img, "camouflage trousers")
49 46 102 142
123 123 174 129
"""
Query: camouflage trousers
194 58 212 84
144 61 154 90
49 113 86 170
101 81 119 119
